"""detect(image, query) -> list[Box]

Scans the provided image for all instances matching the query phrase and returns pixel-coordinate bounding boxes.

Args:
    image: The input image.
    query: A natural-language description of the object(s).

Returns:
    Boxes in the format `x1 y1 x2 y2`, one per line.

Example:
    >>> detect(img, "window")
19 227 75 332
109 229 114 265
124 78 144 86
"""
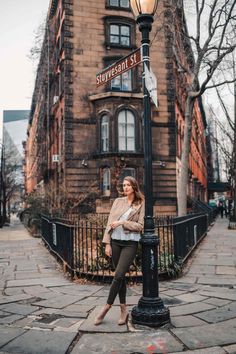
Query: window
111 70 132 91
108 0 129 8
105 17 135 49
121 168 136 180
102 168 111 196
109 24 130 46
118 110 135 151
101 115 109 152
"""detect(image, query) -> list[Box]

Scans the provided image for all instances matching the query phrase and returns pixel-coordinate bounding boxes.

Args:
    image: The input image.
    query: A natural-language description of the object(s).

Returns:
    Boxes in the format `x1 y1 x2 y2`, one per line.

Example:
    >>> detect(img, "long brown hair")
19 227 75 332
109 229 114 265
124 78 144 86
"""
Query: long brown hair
123 176 144 205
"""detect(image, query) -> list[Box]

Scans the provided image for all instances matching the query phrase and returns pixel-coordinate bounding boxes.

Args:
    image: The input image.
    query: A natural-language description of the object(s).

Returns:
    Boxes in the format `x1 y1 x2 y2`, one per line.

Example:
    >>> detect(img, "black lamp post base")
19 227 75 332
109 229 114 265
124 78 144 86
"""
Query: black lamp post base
131 296 170 327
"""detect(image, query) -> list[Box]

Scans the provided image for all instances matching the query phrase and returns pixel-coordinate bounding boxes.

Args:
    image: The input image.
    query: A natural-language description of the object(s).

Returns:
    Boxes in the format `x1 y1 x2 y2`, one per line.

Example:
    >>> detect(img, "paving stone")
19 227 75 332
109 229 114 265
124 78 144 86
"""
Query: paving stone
199 288 236 301
195 301 236 323
54 320 84 332
32 304 92 319
171 318 236 349
76 296 119 306
16 264 38 271
124 295 141 305
0 294 34 305
6 277 71 288
15 271 58 280
223 344 236 353
79 306 129 333
203 298 231 307
2 329 77 354
4 287 25 296
0 303 40 315
170 302 215 316
197 276 236 286
23 285 54 296
0 326 26 347
172 276 198 284
0 313 24 324
71 332 184 354
52 317 81 329
161 289 187 297
216 266 236 275
188 265 216 274
169 347 227 354
33 295 81 309
175 293 208 303
10 316 35 328
53 285 104 299
171 315 207 327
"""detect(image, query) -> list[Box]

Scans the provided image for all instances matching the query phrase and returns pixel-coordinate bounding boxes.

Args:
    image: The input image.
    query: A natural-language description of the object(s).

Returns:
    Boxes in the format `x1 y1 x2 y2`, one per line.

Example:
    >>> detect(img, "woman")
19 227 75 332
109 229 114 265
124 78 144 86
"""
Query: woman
94 176 144 326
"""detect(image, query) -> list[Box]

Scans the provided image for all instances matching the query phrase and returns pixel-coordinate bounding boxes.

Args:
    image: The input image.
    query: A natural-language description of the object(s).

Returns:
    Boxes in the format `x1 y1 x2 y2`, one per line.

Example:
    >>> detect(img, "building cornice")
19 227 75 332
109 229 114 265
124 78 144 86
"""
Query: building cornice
88 92 143 102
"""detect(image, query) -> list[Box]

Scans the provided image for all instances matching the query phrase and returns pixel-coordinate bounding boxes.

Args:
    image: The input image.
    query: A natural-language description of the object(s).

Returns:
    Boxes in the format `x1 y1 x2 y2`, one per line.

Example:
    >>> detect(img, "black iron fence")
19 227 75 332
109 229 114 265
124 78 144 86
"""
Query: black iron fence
41 211 211 282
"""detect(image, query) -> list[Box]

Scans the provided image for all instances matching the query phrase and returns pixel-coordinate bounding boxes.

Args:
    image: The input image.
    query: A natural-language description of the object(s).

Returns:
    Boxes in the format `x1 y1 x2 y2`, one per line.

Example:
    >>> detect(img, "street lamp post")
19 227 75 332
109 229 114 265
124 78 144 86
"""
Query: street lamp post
130 0 170 327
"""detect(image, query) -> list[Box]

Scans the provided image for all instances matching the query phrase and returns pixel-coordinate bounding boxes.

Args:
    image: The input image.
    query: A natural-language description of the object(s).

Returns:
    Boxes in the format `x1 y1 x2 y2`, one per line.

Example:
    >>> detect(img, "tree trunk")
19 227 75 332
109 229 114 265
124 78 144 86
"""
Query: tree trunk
233 81 236 221
177 95 195 216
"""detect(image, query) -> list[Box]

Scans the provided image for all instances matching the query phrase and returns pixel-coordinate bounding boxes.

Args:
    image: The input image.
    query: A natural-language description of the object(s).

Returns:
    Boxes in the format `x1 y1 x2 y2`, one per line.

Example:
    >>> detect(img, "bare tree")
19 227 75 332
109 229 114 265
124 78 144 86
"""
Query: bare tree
208 104 233 181
0 145 23 224
170 0 236 215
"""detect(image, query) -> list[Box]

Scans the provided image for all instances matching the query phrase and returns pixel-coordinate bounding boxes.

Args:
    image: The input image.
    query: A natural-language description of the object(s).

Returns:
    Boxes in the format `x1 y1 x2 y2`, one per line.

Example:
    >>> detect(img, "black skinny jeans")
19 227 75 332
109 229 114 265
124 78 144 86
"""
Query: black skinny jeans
107 239 138 305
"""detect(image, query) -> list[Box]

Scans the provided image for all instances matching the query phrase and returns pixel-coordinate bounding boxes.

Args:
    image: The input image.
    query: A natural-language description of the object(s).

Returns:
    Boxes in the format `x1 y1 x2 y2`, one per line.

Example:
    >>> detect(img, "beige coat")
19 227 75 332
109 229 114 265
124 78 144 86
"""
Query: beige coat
102 197 144 244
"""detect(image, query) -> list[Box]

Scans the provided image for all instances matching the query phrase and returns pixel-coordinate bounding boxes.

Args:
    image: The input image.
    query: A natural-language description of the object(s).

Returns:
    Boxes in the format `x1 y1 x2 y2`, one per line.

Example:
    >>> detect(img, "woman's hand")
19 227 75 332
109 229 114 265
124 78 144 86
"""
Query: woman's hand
110 220 123 229
105 244 112 258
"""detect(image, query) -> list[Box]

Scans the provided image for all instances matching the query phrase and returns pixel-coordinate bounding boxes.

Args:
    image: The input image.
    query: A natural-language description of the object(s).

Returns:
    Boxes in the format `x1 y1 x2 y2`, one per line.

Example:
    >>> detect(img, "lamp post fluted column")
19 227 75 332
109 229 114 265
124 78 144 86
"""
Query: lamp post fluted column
130 2 170 327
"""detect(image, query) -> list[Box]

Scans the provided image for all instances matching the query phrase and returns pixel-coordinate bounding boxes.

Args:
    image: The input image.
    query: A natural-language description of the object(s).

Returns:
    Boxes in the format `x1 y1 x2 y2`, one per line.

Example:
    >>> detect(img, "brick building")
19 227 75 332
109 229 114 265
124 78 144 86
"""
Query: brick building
25 0 208 215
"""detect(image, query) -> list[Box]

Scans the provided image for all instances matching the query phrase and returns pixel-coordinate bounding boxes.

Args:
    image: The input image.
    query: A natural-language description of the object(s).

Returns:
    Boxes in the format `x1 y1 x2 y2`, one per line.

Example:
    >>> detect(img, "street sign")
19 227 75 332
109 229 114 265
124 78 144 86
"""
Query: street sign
144 63 158 108
96 48 141 87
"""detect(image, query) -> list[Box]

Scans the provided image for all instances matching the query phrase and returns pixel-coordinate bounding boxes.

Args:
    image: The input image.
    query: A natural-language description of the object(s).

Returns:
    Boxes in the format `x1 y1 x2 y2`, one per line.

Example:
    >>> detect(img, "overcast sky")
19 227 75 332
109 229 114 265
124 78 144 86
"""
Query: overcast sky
0 0 50 134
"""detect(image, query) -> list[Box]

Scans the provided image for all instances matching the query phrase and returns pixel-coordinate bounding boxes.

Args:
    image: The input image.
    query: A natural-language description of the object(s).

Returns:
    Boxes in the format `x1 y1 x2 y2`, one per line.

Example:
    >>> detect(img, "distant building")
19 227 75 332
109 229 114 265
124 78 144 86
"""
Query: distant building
25 0 208 215
2 110 29 210
3 110 29 157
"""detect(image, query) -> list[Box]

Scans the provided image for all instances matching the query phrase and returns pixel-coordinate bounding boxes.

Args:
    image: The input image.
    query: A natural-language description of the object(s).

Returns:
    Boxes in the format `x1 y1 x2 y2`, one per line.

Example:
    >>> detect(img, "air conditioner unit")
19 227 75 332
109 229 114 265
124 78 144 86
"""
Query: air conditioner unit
53 96 59 105
52 154 60 163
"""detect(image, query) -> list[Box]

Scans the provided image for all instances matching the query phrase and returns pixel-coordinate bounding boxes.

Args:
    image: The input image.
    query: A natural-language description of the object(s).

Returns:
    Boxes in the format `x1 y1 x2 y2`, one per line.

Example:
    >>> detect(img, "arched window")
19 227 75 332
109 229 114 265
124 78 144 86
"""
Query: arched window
101 115 109 152
102 168 111 196
118 110 135 151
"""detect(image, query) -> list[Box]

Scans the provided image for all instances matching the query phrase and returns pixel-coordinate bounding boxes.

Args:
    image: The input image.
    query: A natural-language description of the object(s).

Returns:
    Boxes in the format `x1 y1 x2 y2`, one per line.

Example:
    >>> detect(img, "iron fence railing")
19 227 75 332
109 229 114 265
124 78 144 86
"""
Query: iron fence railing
41 211 211 282
173 213 208 263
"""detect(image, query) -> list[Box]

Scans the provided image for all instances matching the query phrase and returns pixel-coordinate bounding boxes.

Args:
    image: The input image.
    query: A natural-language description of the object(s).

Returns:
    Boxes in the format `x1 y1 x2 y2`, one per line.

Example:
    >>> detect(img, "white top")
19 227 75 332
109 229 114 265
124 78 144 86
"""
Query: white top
111 207 141 242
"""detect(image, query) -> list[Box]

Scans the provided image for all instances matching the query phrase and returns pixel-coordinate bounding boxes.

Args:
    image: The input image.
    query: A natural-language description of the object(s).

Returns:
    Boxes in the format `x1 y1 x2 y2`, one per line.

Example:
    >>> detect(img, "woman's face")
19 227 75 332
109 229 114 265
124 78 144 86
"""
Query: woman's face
123 179 134 197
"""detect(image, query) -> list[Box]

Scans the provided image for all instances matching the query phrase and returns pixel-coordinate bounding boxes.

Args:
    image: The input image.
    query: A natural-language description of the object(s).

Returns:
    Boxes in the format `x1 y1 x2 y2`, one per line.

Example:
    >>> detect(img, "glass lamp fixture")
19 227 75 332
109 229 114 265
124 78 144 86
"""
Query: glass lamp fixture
130 0 158 18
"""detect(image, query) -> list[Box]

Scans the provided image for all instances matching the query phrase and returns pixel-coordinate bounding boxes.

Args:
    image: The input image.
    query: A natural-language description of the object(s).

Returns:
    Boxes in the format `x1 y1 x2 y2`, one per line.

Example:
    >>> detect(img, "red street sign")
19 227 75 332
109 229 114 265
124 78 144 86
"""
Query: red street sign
96 48 141 87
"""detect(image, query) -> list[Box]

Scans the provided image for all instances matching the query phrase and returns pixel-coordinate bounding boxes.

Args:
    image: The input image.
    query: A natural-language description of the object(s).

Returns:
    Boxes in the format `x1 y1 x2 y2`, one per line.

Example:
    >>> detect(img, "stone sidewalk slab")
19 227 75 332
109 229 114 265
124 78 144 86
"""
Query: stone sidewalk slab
195 301 236 323
0 293 34 305
0 326 26 347
71 332 184 354
2 329 77 354
171 318 236 350
0 303 39 316
79 306 129 333
6 276 71 288
33 294 80 309
170 301 215 316
170 347 227 354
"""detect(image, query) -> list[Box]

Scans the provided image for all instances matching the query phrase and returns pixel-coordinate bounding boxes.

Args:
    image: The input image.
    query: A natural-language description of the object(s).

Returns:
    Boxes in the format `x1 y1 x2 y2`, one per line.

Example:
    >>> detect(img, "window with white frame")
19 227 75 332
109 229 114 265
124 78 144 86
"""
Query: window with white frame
101 115 109 152
110 70 132 91
102 168 111 196
118 110 135 151
108 0 129 8
109 24 130 46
